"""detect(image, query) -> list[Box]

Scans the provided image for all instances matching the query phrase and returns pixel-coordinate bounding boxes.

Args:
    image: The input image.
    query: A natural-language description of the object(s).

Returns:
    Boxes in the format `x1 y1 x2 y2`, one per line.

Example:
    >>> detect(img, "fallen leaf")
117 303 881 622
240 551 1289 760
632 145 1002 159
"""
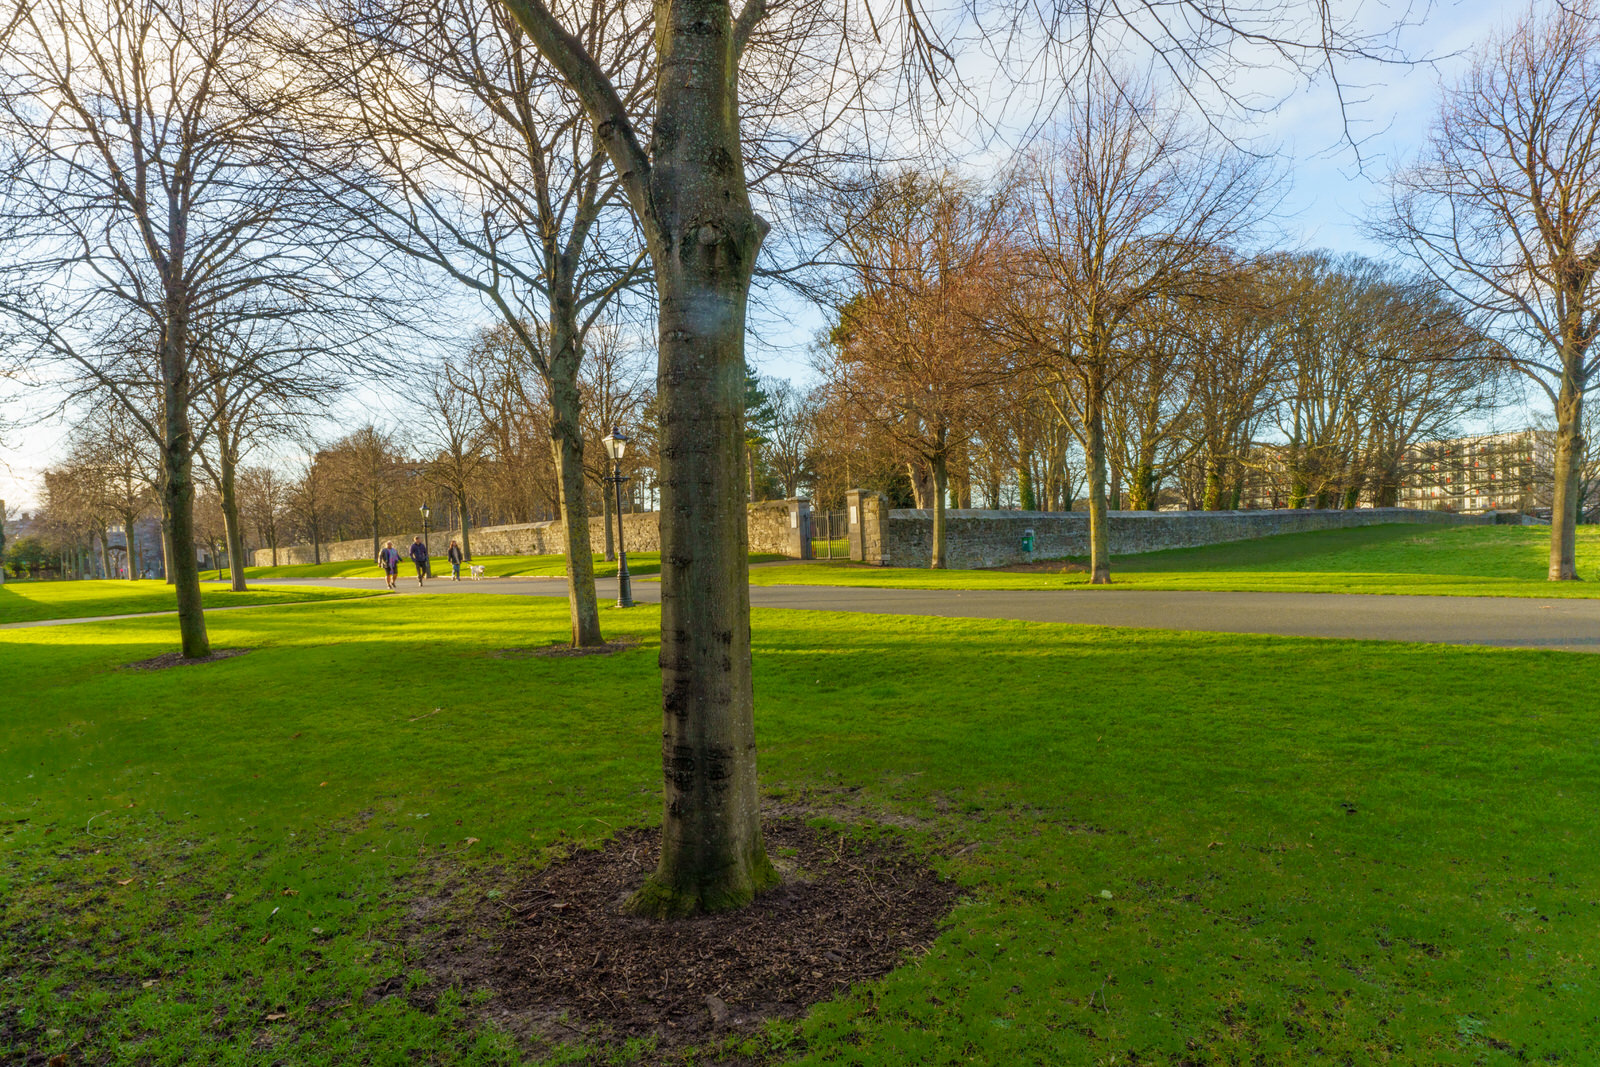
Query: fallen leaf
464 837 479 846
265 1012 287 1021
49 1055 67 1067
290 732 302 739
311 927 324 935
224 893 234 901
142 979 156 988
259 934 271 945
281 888 299 897
116 878 133 886
318 781 328 787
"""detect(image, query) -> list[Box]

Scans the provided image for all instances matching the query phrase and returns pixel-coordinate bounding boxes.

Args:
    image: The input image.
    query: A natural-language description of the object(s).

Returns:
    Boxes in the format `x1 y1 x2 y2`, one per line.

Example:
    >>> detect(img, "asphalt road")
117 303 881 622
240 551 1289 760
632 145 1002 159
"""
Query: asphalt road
241 575 1600 653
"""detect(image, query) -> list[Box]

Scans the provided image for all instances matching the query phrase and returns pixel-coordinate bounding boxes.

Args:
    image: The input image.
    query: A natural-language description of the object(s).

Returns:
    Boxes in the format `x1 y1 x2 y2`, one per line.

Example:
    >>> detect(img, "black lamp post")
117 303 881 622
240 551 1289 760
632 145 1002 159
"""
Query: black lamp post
601 427 634 608
420 503 431 577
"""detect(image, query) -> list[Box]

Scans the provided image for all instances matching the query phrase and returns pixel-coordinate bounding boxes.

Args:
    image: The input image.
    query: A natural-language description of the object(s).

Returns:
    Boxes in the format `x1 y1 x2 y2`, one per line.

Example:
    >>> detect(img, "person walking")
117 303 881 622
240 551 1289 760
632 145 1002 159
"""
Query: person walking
409 535 430 586
378 540 402 590
447 540 464 581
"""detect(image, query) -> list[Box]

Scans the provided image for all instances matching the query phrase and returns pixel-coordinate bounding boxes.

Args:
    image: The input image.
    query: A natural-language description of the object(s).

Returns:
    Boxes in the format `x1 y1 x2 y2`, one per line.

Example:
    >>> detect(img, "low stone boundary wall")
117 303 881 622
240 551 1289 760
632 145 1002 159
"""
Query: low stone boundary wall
850 500 1487 570
252 499 811 567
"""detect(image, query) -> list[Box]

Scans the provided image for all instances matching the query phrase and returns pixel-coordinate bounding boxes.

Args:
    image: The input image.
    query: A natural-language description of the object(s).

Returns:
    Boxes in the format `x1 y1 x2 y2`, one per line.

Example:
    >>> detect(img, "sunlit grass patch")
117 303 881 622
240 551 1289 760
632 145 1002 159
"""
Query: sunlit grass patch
2 593 1595 1063
750 523 1600 597
0 579 380 624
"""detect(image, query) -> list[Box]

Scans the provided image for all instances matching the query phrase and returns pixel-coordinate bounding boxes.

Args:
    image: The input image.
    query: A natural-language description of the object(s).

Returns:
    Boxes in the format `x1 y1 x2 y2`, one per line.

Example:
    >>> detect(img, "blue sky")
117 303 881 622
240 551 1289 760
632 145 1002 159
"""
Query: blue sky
0 0 1528 512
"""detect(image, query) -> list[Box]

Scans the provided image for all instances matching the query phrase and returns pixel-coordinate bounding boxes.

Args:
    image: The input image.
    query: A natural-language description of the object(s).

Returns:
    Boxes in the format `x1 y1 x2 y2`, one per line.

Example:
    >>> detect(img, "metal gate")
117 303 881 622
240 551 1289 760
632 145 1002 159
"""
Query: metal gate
809 509 849 560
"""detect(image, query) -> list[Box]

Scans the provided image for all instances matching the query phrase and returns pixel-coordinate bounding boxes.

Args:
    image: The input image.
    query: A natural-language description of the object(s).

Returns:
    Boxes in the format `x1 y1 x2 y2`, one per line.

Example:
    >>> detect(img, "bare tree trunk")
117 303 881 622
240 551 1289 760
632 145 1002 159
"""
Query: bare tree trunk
312 520 321 565
1202 454 1224 510
219 444 249 592
121 511 141 580
930 448 948 569
548 380 605 646
1086 376 1111 584
97 524 111 578
1018 452 1035 510
162 325 210 658
370 500 380 564
1550 383 1584 580
1128 459 1156 511
617 0 776 919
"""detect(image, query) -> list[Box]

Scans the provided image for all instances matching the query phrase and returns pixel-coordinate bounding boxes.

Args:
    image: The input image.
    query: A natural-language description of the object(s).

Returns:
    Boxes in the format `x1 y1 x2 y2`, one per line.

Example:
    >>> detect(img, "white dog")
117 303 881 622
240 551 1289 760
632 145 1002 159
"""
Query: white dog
469 564 485 581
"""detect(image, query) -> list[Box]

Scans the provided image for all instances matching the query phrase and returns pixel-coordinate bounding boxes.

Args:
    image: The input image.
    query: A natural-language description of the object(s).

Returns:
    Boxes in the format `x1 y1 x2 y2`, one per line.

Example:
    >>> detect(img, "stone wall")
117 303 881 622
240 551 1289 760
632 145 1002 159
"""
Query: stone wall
852 505 1487 570
254 501 808 567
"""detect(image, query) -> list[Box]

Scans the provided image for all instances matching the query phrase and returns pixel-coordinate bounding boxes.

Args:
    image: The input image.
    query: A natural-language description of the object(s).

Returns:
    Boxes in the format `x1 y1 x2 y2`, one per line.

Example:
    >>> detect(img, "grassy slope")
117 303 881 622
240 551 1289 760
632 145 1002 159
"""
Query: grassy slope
0 580 380 625
243 551 784 581
751 523 1600 596
2 595 1595 1064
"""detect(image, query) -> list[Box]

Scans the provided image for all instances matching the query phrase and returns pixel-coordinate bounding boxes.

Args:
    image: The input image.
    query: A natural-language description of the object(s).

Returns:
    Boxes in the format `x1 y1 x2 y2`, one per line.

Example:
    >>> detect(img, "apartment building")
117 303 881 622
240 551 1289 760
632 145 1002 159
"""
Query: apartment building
1397 430 1550 514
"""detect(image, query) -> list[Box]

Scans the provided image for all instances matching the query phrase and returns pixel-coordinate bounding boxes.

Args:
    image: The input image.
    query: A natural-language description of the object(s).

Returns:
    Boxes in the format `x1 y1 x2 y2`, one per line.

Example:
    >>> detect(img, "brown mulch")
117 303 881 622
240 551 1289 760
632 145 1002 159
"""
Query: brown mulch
417 818 959 1053
121 647 253 671
488 638 640 659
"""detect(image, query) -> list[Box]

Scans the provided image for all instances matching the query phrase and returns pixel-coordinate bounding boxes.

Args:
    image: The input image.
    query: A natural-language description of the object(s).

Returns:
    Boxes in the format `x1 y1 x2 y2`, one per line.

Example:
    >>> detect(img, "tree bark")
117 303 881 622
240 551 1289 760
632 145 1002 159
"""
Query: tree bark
615 0 775 919
499 0 775 916
161 312 210 658
121 510 141 580
219 441 249 591
1085 375 1111 584
1018 452 1035 510
96 523 111 578
1202 455 1224 511
1549 383 1584 580
930 447 948 569
548 379 605 647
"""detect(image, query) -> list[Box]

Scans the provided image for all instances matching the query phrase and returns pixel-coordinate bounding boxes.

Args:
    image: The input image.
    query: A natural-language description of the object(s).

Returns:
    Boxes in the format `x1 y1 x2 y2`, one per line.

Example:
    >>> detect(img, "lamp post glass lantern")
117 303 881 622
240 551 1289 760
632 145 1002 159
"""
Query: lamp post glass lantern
601 428 634 608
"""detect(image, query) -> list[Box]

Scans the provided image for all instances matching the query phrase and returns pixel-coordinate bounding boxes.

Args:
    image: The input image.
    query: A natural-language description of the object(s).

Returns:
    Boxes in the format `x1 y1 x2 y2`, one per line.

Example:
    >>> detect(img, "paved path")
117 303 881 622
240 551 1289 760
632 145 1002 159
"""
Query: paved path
222 576 1600 653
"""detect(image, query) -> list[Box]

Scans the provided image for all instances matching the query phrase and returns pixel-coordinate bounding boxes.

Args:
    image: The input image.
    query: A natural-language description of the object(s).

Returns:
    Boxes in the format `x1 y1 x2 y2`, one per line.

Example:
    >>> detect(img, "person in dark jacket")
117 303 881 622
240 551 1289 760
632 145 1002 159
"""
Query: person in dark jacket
447 540 464 581
378 541 402 590
409 536 430 586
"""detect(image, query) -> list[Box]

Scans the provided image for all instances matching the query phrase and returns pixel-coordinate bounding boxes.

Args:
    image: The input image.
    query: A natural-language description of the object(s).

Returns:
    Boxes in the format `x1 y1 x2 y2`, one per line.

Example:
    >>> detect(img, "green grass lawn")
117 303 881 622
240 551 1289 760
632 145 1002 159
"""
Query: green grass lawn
244 551 784 581
2 594 1596 1064
0 579 381 625
753 523 1600 597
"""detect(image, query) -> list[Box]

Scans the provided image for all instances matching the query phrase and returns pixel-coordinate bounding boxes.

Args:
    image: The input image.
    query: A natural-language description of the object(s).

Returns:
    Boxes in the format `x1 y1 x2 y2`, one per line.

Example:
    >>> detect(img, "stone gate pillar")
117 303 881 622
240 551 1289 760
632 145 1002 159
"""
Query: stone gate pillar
785 498 813 559
847 489 889 565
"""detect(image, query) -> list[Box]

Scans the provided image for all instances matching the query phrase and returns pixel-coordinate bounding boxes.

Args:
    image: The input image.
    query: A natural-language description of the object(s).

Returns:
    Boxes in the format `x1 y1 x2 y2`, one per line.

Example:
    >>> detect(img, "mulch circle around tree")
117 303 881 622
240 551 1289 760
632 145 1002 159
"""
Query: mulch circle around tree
416 818 960 1054
488 639 640 659
122 647 252 671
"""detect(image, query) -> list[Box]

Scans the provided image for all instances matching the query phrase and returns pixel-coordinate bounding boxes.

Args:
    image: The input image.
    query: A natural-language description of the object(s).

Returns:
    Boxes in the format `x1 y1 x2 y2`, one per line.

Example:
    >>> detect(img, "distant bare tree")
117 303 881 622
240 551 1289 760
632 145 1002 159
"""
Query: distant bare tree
1382 0 1600 578
765 380 821 499
822 171 1017 568
420 374 489 561
1004 73 1271 581
325 426 406 562
285 442 334 565
294 0 652 646
0 0 384 654
238 465 290 568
